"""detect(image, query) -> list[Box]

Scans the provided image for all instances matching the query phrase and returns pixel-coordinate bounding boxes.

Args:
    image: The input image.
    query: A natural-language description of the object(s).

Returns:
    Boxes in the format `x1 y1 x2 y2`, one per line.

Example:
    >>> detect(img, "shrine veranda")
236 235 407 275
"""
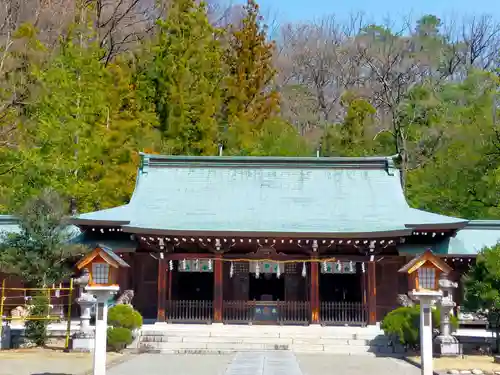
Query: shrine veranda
1 154 500 326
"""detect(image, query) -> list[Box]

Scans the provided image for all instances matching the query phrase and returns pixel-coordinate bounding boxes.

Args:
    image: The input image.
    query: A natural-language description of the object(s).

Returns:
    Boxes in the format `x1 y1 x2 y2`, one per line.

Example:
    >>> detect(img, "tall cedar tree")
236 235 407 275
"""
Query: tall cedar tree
0 189 87 286
0 23 48 212
221 0 280 154
4 29 160 212
143 0 222 155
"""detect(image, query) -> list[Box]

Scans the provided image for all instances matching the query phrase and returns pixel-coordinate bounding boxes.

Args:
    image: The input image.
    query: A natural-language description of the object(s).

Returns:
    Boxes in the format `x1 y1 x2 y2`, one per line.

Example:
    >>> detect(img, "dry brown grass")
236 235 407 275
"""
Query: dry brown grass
408 355 500 372
0 347 124 375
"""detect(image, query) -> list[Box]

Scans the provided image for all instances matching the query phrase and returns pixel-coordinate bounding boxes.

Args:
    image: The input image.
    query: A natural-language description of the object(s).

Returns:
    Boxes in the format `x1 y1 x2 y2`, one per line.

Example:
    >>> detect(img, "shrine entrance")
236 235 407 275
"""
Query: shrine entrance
249 272 285 301
168 259 214 323
319 261 367 326
248 260 285 301
174 272 213 301
246 261 285 324
319 261 362 302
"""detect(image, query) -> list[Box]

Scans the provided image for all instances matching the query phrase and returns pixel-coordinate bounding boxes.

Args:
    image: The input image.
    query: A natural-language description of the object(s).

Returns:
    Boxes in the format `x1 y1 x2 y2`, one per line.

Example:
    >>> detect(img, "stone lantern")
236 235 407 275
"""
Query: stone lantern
434 272 459 357
399 250 452 375
75 246 130 375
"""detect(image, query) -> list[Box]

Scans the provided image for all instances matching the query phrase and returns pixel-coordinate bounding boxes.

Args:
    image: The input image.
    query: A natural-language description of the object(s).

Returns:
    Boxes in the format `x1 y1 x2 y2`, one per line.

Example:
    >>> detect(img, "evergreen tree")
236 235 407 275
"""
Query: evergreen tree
3 28 160 212
320 93 387 157
0 23 49 212
0 189 86 286
139 0 223 155
464 243 500 352
221 0 279 153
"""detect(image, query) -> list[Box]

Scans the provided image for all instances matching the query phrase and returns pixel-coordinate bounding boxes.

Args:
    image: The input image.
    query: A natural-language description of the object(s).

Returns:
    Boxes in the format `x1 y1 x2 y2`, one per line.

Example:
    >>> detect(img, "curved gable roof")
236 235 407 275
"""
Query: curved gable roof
72 154 467 237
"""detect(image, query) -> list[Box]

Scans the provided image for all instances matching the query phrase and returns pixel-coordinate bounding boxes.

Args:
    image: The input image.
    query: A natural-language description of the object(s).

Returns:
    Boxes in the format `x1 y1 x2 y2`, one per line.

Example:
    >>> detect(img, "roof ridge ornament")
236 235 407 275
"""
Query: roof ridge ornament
385 154 399 176
140 154 150 174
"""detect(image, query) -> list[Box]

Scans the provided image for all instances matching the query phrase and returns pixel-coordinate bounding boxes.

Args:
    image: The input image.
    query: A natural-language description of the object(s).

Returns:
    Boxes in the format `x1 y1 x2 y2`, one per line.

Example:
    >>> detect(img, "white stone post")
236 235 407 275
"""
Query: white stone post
420 300 433 375
86 285 119 375
410 290 442 375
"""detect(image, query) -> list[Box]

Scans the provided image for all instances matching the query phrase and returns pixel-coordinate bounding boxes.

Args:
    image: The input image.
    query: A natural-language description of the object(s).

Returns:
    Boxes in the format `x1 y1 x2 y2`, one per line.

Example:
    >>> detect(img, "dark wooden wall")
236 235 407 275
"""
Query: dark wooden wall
132 253 158 320
129 251 472 323
375 259 408 320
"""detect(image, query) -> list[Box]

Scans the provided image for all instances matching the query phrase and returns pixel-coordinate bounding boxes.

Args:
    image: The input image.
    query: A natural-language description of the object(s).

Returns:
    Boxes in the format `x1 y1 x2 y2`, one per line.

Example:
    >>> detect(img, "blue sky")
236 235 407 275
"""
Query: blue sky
231 0 497 27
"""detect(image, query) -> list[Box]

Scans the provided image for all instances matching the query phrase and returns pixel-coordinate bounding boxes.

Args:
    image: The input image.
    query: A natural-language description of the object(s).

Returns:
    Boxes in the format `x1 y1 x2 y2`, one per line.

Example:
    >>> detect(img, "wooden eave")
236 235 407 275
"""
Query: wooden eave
76 247 128 270
398 249 453 274
122 227 414 239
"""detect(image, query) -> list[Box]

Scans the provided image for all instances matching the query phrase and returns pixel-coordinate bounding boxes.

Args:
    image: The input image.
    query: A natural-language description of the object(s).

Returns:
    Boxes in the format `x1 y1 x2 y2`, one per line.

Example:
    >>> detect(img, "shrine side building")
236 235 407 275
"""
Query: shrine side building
49 154 500 325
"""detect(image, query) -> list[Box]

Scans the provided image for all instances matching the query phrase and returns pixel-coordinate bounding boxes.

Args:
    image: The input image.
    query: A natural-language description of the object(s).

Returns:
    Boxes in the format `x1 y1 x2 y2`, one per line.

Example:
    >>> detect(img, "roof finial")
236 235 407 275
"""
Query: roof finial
316 143 322 158
69 198 77 216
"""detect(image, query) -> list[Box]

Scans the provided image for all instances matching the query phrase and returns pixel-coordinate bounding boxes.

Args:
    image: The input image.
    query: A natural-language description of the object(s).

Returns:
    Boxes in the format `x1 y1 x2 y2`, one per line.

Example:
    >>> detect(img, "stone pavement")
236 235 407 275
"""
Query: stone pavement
107 353 421 375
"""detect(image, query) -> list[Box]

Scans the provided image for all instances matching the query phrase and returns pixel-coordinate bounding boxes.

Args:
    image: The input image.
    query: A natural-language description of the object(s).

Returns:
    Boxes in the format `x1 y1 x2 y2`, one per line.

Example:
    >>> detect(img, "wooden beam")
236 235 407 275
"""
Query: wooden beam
213 255 223 323
310 257 320 324
156 253 214 260
157 255 167 322
367 261 377 325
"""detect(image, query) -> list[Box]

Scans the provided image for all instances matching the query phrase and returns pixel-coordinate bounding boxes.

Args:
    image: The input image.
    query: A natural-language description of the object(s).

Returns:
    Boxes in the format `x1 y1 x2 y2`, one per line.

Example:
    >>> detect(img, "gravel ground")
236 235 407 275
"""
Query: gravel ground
0 348 123 375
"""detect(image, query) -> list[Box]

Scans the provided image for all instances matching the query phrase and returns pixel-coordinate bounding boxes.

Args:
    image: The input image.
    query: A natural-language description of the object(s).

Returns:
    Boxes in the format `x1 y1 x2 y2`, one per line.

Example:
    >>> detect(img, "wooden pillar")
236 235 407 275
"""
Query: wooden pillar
213 255 223 323
168 265 173 301
310 258 320 324
361 263 367 306
117 253 130 290
157 255 167 322
367 261 377 325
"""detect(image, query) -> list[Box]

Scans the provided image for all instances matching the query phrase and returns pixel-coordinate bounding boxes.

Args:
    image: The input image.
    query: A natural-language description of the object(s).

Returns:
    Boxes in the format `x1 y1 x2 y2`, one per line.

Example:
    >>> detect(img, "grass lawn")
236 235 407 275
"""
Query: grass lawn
407 355 500 373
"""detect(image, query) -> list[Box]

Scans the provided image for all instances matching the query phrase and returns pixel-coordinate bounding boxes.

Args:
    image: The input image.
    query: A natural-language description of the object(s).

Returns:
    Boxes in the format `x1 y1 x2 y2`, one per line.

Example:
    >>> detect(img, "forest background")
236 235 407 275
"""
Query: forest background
0 0 499 221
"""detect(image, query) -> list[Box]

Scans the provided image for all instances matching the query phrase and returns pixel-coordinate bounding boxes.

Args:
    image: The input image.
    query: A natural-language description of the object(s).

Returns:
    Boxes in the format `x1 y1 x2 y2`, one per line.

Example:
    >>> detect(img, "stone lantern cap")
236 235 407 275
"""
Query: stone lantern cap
398 249 453 292
75 245 130 286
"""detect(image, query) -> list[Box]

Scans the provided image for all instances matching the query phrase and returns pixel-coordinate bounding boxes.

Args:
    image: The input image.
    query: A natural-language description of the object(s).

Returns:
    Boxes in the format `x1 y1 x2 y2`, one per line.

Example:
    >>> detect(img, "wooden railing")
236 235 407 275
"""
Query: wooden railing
166 300 213 323
223 300 254 323
320 301 367 326
223 300 310 325
163 300 366 326
277 301 310 325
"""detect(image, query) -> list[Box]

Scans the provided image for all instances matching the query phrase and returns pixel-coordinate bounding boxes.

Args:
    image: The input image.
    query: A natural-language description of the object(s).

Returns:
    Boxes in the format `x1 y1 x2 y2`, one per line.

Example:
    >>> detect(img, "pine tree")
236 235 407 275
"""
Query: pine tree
139 0 223 155
0 189 86 286
220 0 280 153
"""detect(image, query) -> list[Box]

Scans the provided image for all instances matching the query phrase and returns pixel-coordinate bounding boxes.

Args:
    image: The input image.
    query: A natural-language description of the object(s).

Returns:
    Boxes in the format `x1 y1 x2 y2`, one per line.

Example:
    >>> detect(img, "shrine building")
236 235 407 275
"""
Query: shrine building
4 153 499 326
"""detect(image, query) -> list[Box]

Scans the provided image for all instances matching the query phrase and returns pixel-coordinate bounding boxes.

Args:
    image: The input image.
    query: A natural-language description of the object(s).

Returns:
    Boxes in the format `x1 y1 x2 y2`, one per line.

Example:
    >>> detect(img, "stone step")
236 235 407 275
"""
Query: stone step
140 334 389 345
140 335 388 345
136 340 383 355
135 324 390 354
140 330 386 340
136 336 391 355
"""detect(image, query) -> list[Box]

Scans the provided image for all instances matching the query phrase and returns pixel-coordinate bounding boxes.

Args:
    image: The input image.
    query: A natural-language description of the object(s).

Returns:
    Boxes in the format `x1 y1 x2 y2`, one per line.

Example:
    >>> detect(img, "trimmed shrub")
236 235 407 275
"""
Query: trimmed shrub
381 306 419 348
108 304 143 330
24 294 50 347
381 305 459 350
107 327 133 352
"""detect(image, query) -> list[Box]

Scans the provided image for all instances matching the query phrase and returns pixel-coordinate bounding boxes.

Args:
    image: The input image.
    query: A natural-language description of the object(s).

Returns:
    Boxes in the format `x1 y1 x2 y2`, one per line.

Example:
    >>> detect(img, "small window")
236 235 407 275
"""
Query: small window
418 267 435 289
92 263 110 284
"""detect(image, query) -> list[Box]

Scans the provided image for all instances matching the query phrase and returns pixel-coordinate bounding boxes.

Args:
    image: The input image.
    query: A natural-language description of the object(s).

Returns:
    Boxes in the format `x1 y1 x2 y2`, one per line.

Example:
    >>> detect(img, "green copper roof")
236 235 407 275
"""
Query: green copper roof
398 220 500 256
71 231 137 252
0 214 82 242
73 154 467 237
0 215 21 237
0 215 135 251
